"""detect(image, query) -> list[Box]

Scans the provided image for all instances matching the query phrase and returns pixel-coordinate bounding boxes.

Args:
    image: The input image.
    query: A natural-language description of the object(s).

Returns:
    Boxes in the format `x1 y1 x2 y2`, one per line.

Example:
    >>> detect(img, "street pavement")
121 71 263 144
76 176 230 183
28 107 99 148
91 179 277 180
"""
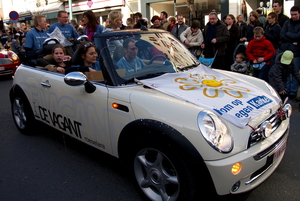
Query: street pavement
0 76 299 201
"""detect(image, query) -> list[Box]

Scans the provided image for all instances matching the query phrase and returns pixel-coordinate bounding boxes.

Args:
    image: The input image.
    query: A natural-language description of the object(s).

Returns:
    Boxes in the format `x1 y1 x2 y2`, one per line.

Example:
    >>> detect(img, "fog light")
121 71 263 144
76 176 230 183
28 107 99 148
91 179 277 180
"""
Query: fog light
231 181 240 192
261 121 272 138
232 162 242 175
283 104 292 118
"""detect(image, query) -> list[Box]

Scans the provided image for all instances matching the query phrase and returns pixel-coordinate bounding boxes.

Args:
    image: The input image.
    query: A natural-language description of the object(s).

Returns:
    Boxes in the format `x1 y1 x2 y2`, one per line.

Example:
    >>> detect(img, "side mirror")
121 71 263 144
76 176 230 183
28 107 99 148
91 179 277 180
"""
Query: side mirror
64 72 96 93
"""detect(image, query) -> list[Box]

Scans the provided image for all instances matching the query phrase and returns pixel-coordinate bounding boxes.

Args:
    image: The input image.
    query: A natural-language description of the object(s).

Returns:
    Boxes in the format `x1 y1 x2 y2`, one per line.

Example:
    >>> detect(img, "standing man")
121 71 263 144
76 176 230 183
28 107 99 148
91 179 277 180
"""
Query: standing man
256 8 267 28
160 11 168 30
264 12 281 67
201 12 230 70
272 1 289 28
48 11 79 40
24 15 48 66
171 15 188 40
280 5 300 99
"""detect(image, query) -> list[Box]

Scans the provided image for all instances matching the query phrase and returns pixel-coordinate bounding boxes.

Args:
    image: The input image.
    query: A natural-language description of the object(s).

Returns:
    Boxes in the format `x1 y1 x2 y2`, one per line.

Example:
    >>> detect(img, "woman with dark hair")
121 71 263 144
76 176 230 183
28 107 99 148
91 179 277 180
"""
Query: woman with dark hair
241 0 248 22
225 14 240 69
71 42 100 72
82 10 104 42
245 11 263 42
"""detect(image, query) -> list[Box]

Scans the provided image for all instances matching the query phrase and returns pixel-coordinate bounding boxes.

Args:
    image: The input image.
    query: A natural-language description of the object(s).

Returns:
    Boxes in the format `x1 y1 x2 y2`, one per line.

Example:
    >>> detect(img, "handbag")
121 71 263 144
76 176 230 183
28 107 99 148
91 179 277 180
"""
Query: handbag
252 62 266 70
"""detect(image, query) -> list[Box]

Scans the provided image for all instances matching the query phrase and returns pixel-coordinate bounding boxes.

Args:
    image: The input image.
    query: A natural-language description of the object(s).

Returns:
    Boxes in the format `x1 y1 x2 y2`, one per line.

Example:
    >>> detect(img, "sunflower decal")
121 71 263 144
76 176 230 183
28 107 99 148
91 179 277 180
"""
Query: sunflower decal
174 73 250 98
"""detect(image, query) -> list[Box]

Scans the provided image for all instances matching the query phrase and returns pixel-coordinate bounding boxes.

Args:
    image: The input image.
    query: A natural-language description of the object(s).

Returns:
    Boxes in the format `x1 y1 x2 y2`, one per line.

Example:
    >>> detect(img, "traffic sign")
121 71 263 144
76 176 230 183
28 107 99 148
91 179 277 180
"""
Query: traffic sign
9 11 19 20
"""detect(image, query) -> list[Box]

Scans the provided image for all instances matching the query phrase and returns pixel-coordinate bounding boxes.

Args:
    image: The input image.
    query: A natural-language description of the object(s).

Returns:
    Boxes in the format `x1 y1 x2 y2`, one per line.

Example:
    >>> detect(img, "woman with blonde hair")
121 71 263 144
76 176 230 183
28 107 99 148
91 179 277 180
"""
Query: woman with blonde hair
246 11 263 42
105 11 124 31
236 14 247 43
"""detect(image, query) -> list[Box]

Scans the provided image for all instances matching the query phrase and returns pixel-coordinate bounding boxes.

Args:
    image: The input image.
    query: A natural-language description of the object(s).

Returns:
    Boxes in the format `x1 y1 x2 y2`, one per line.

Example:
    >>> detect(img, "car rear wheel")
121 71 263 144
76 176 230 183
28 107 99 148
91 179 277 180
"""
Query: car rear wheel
11 96 35 135
133 140 197 201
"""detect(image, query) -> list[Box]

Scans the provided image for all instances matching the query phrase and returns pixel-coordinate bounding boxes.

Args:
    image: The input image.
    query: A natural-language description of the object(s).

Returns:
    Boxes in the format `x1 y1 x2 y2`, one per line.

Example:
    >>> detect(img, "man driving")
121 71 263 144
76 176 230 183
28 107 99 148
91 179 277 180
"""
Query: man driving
116 38 146 75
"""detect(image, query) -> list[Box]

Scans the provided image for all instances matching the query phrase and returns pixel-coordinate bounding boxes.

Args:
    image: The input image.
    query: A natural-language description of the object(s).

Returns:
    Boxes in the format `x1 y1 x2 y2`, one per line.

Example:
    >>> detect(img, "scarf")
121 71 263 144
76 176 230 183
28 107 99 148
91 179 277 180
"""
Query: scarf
86 25 97 42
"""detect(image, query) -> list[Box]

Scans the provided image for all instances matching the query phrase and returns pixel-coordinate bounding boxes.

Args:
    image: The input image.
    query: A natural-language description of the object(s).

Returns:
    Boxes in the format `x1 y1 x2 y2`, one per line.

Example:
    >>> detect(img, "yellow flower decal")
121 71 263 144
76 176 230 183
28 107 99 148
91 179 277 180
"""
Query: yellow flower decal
174 73 250 98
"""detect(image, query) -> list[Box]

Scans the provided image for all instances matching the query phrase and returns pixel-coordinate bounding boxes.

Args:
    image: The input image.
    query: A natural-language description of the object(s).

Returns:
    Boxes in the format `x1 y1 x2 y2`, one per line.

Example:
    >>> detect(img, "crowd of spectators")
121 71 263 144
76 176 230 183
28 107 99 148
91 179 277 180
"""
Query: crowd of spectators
0 1 299 100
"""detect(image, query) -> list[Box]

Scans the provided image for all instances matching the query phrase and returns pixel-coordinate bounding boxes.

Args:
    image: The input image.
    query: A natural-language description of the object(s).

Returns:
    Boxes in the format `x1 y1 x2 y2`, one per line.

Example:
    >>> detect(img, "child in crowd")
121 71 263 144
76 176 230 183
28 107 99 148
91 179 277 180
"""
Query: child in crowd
246 27 275 81
230 53 248 73
268 50 300 101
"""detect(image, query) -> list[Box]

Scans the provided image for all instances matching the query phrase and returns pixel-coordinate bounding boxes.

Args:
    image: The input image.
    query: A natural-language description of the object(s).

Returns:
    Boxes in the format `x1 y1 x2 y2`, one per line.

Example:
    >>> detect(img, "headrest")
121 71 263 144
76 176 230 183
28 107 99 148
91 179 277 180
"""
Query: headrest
76 35 89 43
72 49 81 65
113 46 124 61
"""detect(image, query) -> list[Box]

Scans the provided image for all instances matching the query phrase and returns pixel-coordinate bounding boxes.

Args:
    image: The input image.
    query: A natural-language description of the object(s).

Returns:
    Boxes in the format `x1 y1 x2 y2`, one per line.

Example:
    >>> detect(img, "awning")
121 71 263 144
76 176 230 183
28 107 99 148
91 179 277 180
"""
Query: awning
36 2 64 19
4 20 18 23
19 15 32 21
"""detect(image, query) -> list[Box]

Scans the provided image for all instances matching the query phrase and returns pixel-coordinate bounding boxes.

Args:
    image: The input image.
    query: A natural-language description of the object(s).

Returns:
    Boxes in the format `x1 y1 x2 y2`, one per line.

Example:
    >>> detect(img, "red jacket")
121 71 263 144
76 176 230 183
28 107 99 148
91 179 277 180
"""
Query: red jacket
246 36 275 65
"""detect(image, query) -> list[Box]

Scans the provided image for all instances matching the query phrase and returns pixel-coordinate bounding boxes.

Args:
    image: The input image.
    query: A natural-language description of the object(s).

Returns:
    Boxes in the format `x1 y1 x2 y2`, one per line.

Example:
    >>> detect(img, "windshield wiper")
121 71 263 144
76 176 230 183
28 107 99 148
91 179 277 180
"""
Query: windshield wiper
124 72 167 84
177 64 199 71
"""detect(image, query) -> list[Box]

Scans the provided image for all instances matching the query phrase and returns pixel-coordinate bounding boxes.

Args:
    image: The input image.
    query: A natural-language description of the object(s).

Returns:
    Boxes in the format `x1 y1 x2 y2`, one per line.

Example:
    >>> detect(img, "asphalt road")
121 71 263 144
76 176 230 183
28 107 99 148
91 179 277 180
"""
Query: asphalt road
0 76 299 201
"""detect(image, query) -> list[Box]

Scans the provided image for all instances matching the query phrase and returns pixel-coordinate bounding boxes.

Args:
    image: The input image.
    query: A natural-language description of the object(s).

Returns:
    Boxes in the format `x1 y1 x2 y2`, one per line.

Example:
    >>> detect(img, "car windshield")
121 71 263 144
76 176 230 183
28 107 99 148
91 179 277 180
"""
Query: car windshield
99 31 200 84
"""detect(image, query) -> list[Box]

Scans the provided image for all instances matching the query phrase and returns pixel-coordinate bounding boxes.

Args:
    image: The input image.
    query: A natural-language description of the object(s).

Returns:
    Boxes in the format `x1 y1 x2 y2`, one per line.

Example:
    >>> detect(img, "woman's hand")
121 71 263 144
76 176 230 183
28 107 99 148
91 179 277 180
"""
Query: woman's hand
89 68 96 72
56 67 65 74
62 56 72 62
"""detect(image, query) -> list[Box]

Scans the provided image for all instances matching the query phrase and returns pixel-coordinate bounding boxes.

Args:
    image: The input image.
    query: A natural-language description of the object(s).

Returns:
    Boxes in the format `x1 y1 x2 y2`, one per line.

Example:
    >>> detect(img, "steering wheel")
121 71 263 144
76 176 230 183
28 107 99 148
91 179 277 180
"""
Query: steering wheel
148 55 167 65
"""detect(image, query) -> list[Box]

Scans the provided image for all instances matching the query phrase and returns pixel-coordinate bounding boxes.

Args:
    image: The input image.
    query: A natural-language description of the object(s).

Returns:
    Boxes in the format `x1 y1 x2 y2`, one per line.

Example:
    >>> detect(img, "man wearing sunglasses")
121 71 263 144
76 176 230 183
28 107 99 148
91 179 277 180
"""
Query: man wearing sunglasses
116 38 146 75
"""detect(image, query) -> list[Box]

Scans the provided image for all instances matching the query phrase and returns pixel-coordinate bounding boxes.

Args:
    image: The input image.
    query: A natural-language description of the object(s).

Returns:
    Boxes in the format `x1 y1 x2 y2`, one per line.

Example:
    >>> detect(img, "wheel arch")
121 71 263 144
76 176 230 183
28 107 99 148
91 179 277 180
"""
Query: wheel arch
10 84 29 103
118 119 204 163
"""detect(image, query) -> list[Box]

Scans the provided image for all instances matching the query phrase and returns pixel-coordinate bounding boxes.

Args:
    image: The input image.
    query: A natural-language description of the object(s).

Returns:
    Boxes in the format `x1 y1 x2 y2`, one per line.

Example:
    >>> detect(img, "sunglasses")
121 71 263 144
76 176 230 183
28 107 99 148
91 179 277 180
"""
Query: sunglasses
84 42 94 48
267 17 274 19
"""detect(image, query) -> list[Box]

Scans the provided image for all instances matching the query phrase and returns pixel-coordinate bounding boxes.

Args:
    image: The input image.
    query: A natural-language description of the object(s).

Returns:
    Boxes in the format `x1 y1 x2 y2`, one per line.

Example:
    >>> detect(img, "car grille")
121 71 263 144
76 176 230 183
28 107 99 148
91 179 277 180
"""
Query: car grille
0 69 13 75
247 108 283 148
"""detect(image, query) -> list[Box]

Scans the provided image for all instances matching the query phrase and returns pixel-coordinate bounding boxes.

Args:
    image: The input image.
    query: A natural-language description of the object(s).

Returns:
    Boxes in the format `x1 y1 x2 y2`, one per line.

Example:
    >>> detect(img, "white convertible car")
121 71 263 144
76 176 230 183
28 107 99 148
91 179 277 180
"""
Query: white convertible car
10 29 291 201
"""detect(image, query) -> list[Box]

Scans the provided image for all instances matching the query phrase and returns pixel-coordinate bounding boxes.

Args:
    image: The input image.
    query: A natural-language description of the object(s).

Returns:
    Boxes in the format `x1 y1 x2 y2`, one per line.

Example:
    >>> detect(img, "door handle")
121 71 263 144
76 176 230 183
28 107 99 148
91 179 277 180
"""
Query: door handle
41 82 51 88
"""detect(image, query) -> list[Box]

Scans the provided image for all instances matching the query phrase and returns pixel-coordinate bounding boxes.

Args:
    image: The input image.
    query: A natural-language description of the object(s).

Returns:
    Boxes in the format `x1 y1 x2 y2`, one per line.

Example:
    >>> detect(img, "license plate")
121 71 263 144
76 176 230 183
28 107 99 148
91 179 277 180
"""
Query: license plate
273 141 287 162
0 67 5 71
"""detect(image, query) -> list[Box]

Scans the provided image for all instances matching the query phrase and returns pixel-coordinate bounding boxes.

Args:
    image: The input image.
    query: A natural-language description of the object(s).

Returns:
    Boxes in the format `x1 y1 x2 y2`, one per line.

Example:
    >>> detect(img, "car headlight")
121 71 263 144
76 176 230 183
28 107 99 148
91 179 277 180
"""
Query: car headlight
265 82 281 100
198 111 233 153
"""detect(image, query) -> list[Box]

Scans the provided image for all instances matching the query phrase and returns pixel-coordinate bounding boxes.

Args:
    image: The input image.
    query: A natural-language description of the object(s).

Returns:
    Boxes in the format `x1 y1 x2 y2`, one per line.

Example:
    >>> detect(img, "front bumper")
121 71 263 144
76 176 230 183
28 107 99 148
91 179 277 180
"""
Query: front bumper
205 122 289 195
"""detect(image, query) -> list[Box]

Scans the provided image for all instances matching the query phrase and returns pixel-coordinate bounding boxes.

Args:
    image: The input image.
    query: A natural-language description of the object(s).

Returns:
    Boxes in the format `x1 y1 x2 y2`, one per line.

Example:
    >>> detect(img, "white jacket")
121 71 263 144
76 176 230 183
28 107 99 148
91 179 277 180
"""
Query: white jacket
180 27 204 56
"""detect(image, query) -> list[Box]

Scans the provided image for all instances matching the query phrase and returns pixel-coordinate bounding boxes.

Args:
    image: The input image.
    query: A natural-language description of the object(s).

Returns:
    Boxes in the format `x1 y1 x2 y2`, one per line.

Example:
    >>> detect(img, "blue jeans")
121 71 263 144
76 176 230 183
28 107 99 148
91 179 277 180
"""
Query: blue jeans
286 56 300 95
253 64 270 82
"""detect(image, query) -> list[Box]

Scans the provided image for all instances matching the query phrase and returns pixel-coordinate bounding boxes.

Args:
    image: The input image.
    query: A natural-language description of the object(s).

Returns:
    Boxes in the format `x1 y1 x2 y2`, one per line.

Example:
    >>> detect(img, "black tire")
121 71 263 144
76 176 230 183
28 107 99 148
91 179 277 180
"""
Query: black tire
11 95 35 135
132 139 197 201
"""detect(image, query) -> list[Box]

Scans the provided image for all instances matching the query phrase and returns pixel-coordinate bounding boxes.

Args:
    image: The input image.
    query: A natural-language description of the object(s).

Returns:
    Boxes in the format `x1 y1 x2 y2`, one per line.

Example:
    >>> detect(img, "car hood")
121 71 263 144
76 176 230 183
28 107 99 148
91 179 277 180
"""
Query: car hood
136 65 281 128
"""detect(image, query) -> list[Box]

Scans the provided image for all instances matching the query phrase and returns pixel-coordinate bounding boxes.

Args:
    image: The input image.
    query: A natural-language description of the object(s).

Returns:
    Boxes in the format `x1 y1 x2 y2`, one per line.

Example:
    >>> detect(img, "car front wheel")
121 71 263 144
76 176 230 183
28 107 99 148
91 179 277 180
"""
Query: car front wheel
11 96 35 135
133 140 197 201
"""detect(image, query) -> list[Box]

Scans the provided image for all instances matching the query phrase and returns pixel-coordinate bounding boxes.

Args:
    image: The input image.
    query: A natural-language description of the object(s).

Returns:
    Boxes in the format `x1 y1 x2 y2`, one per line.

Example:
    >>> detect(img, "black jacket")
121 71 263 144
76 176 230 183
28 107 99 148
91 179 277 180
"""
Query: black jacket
268 53 300 92
264 22 281 49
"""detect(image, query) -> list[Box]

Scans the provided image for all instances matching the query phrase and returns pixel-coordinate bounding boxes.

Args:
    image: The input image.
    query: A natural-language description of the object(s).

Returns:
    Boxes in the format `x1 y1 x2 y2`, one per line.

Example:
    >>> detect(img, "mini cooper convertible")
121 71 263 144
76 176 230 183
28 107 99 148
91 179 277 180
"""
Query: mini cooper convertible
10 29 291 201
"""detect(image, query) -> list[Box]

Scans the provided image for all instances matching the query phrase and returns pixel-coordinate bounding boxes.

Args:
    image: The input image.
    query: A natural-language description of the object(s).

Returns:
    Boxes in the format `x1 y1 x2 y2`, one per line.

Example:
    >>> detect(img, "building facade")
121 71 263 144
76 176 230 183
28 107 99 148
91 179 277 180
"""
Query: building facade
0 0 298 29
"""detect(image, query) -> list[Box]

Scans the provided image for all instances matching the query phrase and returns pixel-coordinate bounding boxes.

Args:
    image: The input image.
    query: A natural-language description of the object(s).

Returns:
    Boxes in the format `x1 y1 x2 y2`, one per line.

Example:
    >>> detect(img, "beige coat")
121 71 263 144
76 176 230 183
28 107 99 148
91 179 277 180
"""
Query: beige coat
180 27 204 56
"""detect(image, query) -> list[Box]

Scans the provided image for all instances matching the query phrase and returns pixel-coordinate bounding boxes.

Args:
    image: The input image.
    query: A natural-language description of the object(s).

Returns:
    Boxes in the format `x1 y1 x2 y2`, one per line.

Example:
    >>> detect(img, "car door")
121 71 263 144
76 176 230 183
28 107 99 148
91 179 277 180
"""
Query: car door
35 71 112 154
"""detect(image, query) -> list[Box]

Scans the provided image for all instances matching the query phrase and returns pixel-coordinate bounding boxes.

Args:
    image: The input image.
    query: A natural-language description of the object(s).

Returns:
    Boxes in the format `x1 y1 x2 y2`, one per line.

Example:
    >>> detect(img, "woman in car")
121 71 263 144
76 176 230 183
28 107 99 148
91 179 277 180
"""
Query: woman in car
36 44 72 74
66 42 100 74
82 10 104 42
